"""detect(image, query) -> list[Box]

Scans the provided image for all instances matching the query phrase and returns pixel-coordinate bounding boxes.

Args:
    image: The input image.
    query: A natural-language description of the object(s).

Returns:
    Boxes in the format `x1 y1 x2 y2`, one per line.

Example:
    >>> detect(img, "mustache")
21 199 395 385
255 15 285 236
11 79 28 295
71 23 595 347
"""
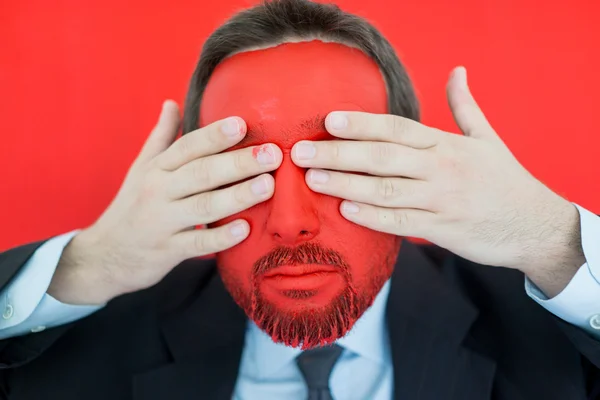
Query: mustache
252 242 349 276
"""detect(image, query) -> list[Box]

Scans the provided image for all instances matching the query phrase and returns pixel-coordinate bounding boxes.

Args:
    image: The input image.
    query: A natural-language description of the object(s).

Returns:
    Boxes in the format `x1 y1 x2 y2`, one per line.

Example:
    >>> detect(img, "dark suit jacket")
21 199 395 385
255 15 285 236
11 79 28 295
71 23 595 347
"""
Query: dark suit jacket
0 239 599 400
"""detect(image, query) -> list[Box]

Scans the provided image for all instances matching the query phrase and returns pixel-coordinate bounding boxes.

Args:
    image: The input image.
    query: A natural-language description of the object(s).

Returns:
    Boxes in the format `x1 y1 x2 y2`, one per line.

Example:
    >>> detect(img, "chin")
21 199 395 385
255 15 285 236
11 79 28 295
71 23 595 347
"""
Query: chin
221 271 394 349
251 283 361 349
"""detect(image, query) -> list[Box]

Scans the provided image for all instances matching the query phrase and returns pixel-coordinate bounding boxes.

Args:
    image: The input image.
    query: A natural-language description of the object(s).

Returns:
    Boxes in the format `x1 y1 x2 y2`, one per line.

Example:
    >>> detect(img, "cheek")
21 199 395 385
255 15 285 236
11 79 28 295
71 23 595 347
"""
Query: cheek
216 244 254 294
211 206 268 288
324 206 399 271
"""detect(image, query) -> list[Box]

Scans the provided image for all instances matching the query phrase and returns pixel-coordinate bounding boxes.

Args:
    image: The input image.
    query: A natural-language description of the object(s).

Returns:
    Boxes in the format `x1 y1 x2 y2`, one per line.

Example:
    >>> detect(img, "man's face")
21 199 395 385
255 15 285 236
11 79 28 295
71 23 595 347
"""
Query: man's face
201 41 400 349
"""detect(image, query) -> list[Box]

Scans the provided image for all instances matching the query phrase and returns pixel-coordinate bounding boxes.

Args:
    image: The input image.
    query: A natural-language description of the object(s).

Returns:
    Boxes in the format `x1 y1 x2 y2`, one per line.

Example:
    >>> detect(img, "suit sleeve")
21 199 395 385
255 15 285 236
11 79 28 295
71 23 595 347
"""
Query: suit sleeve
0 231 101 339
0 232 98 368
526 204 600 369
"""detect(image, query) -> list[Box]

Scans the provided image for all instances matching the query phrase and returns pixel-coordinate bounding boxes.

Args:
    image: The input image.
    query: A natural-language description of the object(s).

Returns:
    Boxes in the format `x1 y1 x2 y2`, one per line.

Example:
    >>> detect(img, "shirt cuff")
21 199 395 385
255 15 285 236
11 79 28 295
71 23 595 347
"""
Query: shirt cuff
576 203 600 284
0 230 102 338
0 292 102 339
525 203 600 337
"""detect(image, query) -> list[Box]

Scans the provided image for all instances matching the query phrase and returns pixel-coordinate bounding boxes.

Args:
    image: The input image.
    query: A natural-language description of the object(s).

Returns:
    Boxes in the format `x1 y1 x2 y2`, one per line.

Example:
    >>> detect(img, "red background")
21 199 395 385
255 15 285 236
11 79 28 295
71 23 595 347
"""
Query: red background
1 0 598 251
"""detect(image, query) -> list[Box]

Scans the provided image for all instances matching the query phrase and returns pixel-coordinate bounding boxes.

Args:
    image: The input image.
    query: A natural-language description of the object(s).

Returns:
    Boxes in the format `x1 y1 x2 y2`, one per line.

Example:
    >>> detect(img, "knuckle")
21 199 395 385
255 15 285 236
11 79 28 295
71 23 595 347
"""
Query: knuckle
340 172 352 189
370 142 392 165
177 137 196 161
193 193 212 218
234 182 252 205
205 124 223 145
216 228 234 250
330 142 341 160
154 153 171 171
193 232 212 254
378 178 399 201
234 151 250 173
191 160 211 185
393 209 410 229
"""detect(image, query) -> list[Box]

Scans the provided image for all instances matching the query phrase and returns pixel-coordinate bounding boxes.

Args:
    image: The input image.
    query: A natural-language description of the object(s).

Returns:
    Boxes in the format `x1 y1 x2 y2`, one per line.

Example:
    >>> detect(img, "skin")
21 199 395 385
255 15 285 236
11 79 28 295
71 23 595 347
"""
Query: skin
291 66 585 297
48 105 283 305
49 38 585 336
201 41 400 348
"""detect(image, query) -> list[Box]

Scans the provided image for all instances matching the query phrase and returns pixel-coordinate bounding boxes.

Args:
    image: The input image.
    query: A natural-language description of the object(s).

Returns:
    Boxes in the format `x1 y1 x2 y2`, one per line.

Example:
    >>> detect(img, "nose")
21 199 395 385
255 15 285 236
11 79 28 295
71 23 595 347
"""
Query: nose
265 156 320 245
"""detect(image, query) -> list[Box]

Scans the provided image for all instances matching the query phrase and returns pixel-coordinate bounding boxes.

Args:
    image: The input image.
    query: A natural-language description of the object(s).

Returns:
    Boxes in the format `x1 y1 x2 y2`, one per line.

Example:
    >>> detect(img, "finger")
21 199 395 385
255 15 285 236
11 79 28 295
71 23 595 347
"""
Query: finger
292 140 432 179
172 173 274 227
305 169 432 210
172 219 250 259
157 116 247 171
325 111 441 149
167 144 282 200
446 67 497 140
339 201 435 238
137 100 181 163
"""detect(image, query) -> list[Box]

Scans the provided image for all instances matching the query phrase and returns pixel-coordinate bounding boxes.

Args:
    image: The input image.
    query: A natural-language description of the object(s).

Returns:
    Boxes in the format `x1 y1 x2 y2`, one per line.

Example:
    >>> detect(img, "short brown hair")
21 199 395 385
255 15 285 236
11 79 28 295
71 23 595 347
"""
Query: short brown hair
182 0 419 134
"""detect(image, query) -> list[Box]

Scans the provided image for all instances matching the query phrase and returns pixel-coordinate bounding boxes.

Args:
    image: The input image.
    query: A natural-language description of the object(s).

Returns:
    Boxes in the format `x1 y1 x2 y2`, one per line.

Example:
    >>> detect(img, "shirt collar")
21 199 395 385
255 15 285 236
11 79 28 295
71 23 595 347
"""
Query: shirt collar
245 279 392 378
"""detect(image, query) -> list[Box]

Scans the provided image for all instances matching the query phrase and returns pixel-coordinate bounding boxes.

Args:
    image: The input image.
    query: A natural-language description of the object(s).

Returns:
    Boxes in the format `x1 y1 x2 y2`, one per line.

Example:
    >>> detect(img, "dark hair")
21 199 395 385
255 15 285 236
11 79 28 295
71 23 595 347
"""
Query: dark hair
182 0 419 134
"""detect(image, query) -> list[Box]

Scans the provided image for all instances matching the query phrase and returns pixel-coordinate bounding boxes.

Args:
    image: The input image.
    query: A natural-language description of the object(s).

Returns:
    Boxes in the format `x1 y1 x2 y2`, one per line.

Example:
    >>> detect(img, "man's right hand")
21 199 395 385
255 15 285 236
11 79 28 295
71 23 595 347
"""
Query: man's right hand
47 100 282 305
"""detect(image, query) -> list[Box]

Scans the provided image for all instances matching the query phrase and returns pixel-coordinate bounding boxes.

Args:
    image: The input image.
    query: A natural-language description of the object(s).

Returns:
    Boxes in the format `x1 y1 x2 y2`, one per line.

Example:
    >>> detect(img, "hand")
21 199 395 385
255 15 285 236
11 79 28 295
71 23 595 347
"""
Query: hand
48 101 282 305
292 67 585 296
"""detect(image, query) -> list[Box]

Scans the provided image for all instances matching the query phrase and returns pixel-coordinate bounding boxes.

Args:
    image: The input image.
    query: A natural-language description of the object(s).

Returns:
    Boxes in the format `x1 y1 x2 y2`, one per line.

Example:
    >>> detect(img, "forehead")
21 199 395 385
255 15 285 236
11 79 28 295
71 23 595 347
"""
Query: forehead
200 41 387 147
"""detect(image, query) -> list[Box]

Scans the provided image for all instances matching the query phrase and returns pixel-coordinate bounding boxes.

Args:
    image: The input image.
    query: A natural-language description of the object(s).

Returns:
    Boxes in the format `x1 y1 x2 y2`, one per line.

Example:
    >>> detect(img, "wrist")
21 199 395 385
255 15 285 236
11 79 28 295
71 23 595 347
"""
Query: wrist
47 228 120 305
519 198 586 297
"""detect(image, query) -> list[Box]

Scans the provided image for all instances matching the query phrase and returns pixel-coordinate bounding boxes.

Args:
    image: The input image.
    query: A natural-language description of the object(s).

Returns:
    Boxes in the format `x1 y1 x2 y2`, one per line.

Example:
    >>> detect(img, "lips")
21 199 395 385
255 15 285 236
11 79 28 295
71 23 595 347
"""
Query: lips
260 264 345 301
263 264 338 278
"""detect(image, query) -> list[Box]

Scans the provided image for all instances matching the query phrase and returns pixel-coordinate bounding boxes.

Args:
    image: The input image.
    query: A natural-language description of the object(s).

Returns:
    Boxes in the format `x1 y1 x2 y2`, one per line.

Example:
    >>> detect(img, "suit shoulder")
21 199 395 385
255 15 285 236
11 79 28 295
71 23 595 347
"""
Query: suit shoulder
415 244 555 328
438 247 559 329
108 257 219 313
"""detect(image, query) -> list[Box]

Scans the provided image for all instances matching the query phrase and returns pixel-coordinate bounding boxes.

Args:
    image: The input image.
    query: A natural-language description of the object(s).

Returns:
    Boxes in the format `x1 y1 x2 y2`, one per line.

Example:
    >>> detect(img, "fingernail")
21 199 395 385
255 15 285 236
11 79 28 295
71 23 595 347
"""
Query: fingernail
251 176 271 195
294 142 316 160
254 144 277 165
342 201 359 214
309 169 329 184
229 221 248 238
221 117 241 137
327 112 348 131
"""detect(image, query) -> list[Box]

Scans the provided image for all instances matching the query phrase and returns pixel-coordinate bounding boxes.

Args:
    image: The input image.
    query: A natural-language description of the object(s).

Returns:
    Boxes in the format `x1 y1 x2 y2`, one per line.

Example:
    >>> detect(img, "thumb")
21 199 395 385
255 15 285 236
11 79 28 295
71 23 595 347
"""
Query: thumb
137 100 181 162
446 67 497 140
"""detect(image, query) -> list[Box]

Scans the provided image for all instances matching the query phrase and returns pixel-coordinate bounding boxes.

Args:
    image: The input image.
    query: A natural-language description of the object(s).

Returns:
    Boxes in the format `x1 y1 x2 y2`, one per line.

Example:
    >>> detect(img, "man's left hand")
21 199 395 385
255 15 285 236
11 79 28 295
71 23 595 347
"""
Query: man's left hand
291 66 585 296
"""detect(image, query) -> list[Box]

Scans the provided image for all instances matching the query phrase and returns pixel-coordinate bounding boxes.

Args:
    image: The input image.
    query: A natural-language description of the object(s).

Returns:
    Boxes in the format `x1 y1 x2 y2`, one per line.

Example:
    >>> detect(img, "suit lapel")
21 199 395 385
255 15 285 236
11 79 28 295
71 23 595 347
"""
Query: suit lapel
131 243 497 400
132 265 247 400
387 241 497 400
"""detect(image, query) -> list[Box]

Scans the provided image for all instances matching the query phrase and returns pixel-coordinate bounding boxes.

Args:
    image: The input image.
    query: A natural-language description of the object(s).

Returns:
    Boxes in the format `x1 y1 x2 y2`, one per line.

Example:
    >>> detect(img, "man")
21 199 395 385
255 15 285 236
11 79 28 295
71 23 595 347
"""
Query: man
0 0 599 399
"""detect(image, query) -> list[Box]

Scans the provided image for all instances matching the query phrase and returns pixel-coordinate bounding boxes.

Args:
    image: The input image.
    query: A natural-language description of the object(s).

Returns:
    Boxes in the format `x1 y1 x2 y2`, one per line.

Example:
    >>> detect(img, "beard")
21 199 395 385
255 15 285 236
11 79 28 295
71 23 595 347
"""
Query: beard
251 284 361 349
219 242 396 350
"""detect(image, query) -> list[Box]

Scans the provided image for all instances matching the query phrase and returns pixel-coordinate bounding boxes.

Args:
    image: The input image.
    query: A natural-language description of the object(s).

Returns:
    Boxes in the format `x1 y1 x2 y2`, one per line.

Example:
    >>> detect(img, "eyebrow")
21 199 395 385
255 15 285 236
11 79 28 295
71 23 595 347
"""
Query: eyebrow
240 114 327 147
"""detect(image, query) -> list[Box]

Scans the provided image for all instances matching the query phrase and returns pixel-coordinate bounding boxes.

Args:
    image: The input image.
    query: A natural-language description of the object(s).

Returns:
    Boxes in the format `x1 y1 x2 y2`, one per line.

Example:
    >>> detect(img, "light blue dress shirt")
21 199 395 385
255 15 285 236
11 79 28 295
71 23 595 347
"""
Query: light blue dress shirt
233 281 393 399
0 203 598 399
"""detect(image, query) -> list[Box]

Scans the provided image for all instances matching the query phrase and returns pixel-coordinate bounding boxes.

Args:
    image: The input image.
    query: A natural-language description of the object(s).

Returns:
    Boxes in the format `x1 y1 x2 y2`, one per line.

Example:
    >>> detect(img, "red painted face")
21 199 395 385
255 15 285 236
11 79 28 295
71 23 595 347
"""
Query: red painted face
201 41 401 349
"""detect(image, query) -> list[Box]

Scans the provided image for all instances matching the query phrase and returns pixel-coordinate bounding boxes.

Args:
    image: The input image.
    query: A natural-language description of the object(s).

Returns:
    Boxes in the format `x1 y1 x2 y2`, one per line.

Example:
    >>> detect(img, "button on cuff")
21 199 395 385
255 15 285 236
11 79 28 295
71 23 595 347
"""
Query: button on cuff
2 304 14 320
589 314 600 330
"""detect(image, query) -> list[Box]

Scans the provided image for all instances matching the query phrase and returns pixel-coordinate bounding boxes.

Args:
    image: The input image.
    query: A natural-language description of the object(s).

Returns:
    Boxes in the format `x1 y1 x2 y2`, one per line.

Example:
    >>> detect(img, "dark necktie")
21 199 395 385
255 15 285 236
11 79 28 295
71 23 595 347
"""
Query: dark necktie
295 344 344 400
